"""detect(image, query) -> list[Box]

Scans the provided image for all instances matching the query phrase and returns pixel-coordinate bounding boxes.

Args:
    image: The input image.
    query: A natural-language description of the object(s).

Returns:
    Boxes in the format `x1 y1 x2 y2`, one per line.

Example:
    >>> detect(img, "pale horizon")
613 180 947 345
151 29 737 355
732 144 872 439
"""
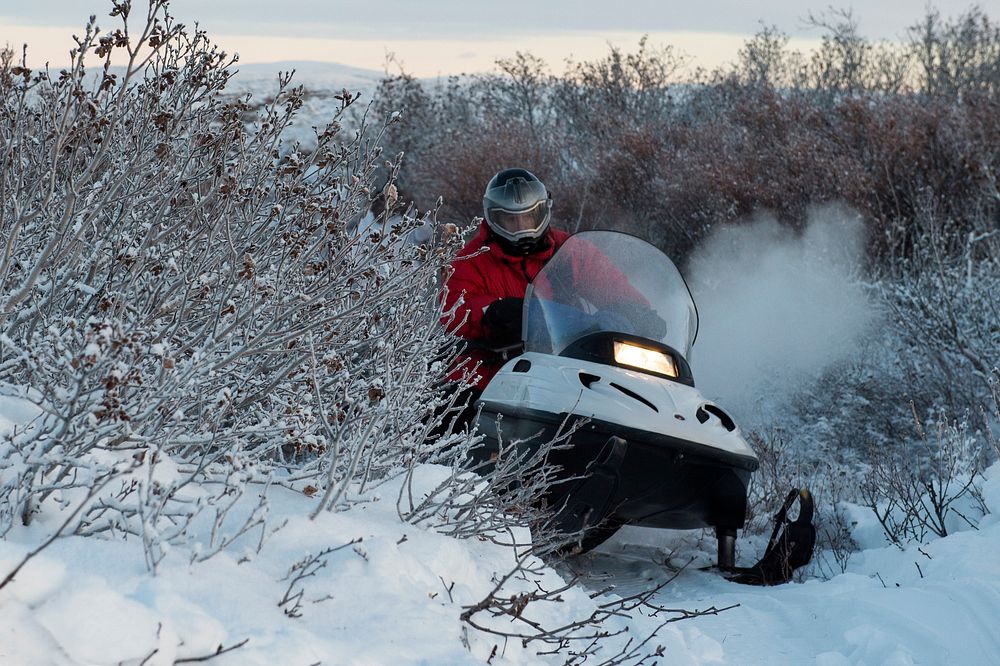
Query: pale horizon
1 22 824 78
1 1 990 78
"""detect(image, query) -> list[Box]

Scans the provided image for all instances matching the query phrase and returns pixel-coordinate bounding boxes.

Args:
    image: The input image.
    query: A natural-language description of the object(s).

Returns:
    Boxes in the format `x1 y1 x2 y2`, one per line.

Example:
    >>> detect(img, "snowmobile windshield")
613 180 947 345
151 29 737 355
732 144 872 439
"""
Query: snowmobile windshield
523 231 698 359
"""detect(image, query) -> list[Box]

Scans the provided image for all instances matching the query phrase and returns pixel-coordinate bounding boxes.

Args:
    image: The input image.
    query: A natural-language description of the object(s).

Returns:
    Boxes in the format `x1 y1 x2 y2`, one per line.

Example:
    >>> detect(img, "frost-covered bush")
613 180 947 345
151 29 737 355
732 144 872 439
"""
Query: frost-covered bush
861 412 991 547
884 219 1000 413
0 1 463 569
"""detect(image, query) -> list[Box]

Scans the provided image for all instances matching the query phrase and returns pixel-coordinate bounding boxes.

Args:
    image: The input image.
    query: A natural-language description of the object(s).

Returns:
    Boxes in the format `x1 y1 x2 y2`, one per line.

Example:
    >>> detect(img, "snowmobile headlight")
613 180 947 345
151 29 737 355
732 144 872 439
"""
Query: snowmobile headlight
613 341 677 378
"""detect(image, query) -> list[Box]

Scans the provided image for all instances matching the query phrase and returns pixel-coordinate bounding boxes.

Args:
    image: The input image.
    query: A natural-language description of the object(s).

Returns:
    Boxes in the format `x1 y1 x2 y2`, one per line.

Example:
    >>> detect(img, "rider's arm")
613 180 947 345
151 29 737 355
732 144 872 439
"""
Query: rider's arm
441 263 496 340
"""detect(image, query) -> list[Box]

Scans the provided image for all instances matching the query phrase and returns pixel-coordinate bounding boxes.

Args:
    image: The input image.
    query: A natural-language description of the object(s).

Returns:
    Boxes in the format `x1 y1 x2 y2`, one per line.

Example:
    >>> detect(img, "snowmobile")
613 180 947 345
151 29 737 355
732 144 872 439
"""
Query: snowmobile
472 231 815 585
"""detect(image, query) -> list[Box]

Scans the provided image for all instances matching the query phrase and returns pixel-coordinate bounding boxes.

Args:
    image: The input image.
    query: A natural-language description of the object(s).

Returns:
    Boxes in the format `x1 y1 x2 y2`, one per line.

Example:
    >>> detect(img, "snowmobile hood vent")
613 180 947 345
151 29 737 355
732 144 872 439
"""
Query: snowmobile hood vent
609 382 658 412
696 404 736 432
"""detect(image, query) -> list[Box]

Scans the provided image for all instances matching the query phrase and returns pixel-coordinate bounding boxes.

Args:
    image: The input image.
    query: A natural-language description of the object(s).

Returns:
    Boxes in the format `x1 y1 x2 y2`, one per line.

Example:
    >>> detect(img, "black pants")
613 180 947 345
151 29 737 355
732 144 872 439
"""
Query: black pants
427 384 482 441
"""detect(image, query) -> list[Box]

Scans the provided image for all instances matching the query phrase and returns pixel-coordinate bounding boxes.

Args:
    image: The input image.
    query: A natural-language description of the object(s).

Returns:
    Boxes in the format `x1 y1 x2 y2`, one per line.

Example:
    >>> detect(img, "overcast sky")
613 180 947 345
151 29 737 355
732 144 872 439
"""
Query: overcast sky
2 1 988 75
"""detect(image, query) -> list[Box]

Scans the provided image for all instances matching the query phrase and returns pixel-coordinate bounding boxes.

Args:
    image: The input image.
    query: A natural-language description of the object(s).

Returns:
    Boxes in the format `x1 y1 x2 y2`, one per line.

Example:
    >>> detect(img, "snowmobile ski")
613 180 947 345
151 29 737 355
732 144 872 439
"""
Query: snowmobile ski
722 488 816 585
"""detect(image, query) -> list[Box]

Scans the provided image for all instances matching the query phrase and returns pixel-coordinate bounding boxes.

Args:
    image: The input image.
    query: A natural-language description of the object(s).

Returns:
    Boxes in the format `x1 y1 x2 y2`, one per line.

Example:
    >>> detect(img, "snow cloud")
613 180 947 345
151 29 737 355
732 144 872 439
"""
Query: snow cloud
686 204 877 426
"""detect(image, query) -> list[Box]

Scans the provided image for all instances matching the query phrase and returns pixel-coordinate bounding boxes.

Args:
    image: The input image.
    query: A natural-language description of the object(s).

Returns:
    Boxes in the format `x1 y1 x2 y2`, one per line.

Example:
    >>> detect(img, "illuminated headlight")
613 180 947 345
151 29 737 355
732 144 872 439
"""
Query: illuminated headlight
613 341 678 377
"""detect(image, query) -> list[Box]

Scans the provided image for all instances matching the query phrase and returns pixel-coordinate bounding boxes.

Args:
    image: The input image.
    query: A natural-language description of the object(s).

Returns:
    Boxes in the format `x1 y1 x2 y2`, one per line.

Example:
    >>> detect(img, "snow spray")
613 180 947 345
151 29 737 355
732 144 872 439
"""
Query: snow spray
685 204 877 427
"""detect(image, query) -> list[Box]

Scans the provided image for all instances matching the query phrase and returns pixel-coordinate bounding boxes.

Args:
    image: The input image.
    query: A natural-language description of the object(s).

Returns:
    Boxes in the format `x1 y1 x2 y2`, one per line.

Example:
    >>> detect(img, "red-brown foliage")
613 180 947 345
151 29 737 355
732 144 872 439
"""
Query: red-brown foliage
374 8 1000 267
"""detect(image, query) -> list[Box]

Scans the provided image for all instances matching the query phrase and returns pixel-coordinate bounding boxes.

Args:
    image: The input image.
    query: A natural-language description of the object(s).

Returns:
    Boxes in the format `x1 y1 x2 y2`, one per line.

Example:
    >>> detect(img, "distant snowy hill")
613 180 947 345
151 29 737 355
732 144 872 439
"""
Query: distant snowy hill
228 60 384 94
90 60 384 93
89 61 390 149
223 61 387 148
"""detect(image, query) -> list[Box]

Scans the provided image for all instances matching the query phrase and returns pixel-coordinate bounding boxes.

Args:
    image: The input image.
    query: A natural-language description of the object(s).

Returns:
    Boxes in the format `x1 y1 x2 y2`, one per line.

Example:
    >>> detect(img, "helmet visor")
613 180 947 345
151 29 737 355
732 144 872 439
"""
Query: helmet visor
487 200 550 237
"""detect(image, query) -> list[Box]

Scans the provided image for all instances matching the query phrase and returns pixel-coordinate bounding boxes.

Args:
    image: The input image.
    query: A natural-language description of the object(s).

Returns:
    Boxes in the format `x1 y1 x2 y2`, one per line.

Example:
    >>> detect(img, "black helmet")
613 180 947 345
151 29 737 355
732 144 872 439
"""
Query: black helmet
483 168 552 254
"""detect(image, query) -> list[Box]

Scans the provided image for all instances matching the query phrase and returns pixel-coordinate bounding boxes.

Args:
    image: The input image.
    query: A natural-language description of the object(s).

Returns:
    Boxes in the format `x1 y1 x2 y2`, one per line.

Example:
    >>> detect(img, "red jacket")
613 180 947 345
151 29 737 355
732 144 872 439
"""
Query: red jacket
443 223 648 389
442 223 570 388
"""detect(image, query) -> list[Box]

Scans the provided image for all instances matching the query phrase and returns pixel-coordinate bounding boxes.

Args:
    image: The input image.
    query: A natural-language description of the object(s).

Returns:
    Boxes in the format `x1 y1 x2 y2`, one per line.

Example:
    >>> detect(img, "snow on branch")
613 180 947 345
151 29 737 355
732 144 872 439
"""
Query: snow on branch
0 0 464 576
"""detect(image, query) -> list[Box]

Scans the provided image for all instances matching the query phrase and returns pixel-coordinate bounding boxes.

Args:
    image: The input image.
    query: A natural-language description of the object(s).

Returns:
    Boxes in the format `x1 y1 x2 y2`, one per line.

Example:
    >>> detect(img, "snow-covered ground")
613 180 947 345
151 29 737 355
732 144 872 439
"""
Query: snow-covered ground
2 379 999 665
583 489 1000 664
0 462 591 665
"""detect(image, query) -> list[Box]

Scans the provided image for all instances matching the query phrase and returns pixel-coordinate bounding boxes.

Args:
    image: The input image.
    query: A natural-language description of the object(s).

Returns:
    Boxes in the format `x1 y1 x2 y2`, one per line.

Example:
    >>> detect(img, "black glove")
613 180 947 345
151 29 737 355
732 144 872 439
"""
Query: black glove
482 297 524 348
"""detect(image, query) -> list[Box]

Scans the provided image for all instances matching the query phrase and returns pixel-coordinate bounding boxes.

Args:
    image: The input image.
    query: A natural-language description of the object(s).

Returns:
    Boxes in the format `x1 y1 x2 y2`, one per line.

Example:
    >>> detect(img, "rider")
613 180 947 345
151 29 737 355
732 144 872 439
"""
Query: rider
439 168 656 434
442 168 566 398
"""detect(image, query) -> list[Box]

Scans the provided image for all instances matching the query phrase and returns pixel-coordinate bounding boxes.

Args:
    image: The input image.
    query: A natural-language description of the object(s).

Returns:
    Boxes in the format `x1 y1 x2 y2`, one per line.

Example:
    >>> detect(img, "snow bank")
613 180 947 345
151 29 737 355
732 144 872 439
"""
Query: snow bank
6 466 999 665
0 464 612 665
587 460 1000 664
3 393 1000 665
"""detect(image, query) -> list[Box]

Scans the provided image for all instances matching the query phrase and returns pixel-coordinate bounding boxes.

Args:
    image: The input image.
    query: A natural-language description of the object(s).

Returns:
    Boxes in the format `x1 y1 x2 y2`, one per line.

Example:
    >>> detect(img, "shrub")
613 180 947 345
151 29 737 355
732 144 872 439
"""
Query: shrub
0 0 462 571
372 7 1000 268
860 410 990 546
